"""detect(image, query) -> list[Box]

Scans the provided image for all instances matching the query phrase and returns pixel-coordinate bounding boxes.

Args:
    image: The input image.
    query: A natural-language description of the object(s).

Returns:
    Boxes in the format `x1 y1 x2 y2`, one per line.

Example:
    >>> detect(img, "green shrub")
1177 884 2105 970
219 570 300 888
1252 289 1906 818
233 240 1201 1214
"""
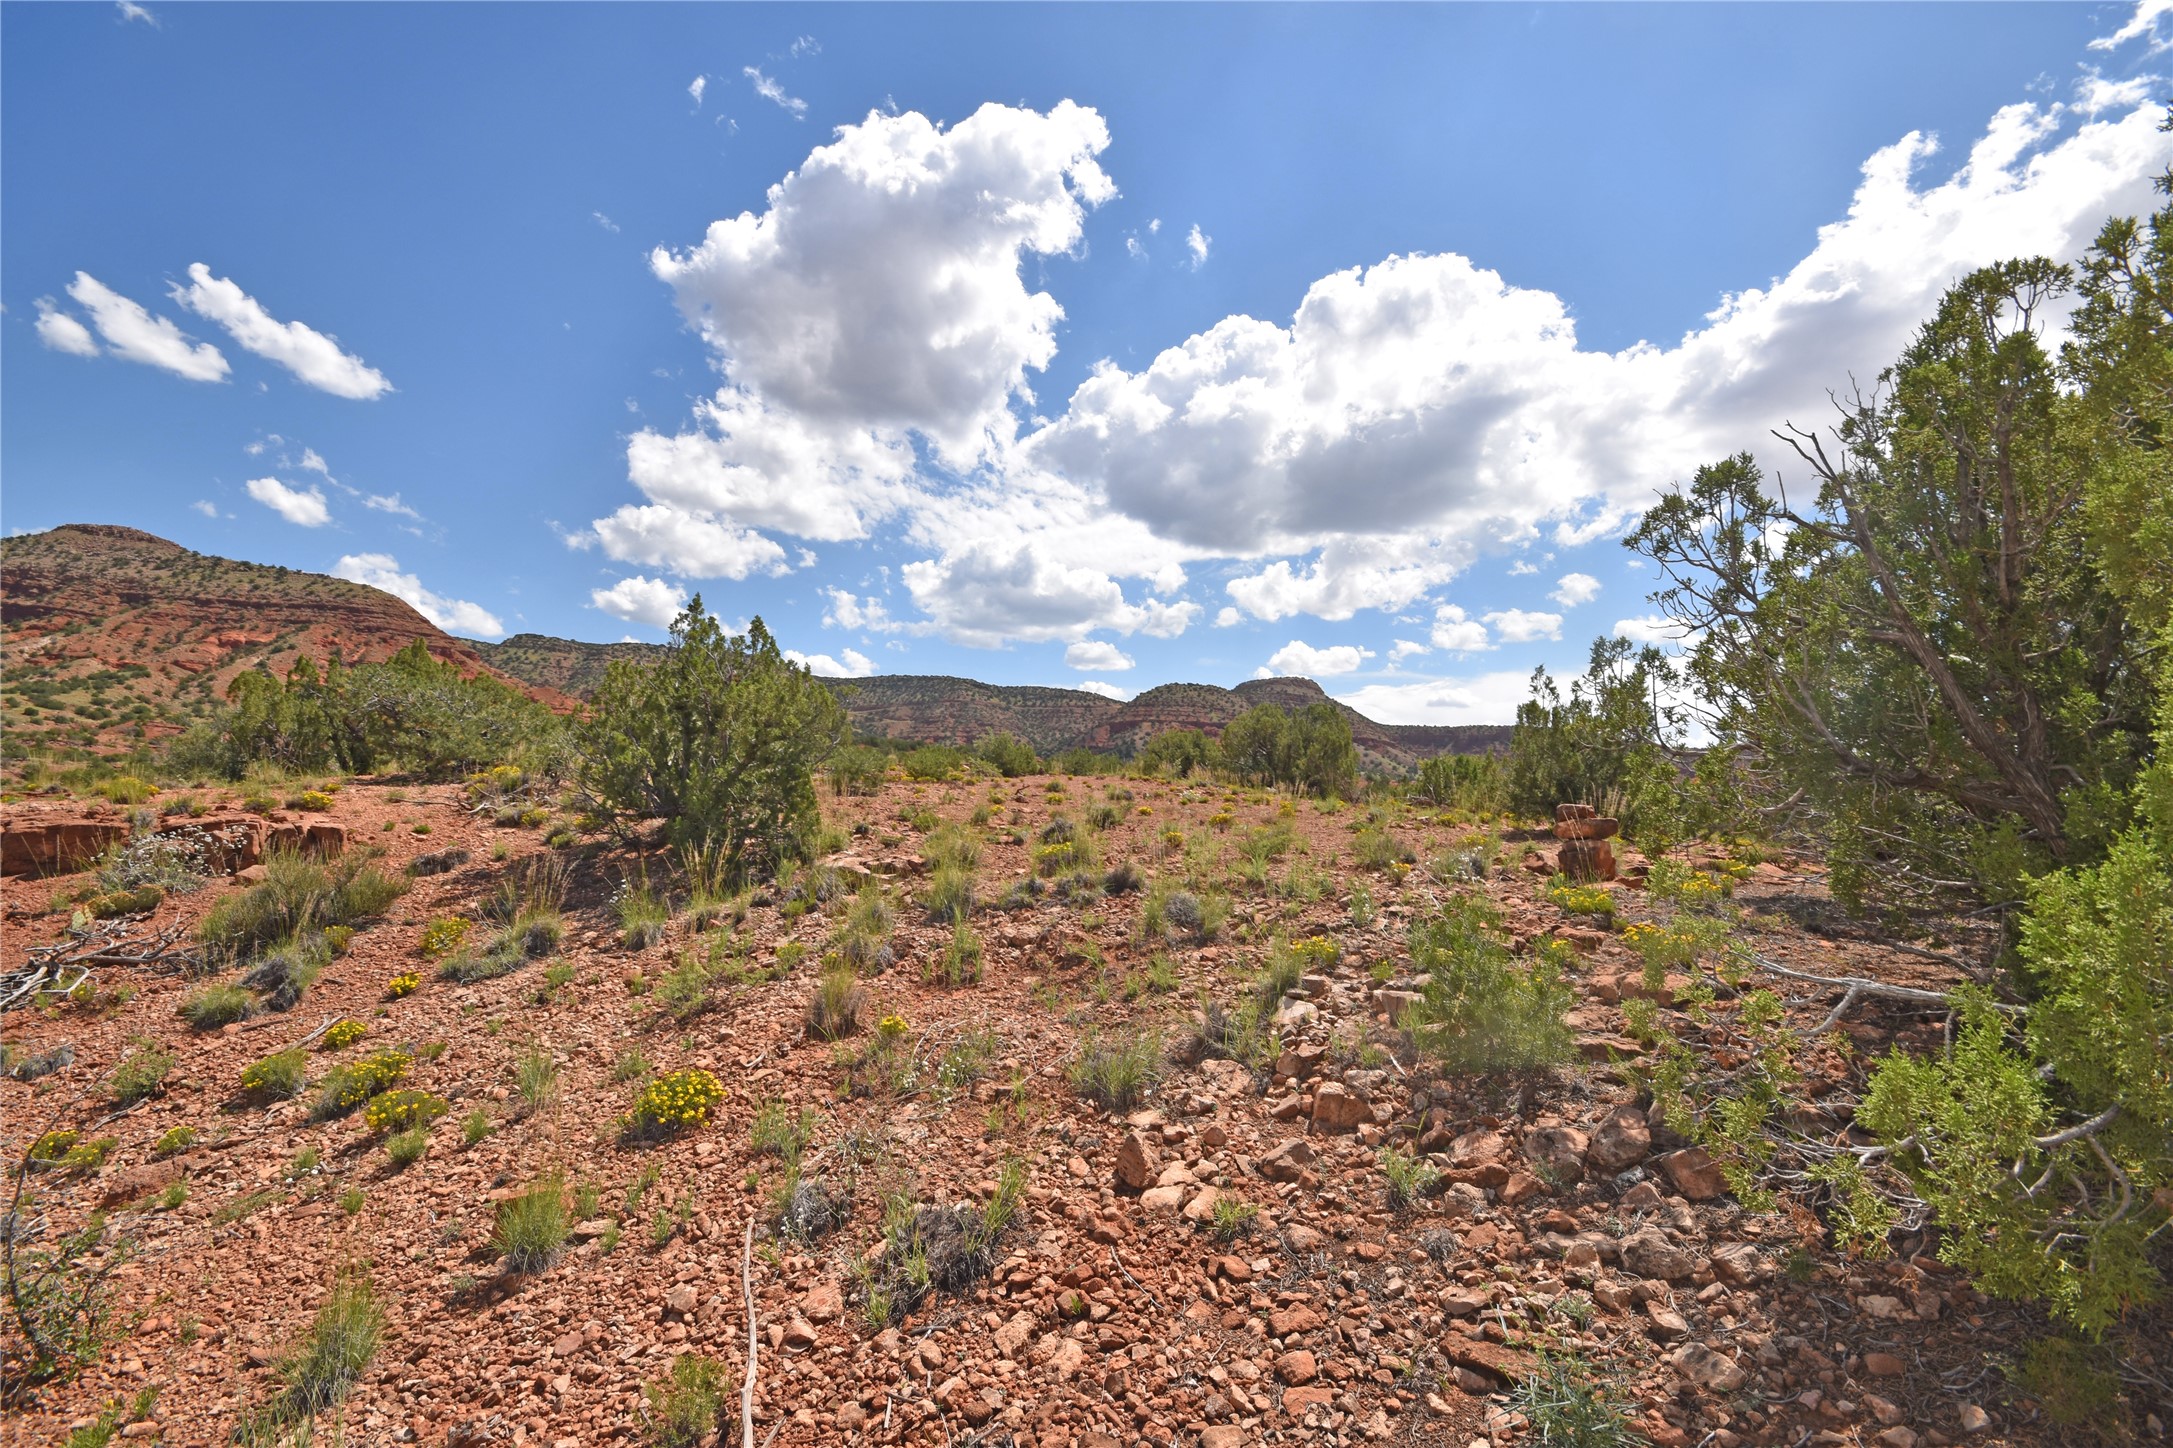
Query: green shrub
109 1041 174 1105
153 1126 197 1156
239 1049 309 1101
642 1353 733 1448
179 982 254 1030
87 885 164 919
1068 1027 1161 1111
574 600 846 877
1405 894 1572 1072
493 1175 570 1272
827 744 888 797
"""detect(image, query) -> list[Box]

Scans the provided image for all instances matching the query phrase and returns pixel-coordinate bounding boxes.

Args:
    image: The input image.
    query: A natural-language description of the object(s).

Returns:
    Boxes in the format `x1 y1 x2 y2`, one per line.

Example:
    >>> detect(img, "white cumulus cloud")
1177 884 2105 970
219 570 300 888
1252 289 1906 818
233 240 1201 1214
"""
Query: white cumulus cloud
66 272 227 382
171 264 390 399
1430 604 1490 653
1549 572 1600 607
1335 670 1536 726
786 647 875 678
33 298 100 357
190 499 218 518
1262 639 1376 677
244 477 330 528
1482 608 1562 643
590 576 688 628
688 75 707 106
1065 640 1136 672
333 553 505 637
1076 680 1131 701
1388 639 1431 663
580 76 2166 648
1185 223 1211 269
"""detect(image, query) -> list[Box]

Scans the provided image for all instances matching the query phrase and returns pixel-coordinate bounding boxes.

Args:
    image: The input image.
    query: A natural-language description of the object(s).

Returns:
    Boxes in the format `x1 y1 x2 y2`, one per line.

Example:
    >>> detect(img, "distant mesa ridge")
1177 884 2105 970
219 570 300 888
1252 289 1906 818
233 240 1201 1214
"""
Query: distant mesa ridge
2 525 1508 765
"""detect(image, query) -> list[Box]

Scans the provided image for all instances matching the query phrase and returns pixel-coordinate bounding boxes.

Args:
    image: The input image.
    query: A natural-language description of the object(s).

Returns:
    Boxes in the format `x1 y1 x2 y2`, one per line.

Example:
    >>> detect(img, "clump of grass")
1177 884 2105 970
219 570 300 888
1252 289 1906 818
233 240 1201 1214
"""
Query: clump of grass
235 1269 383 1437
1067 1026 1161 1112
154 1126 197 1156
613 1049 653 1083
178 981 254 1030
921 863 974 926
239 932 332 1012
385 1126 430 1168
642 1352 734 1448
806 961 865 1041
653 948 717 1021
461 1109 492 1146
200 847 407 966
1210 1195 1259 1242
1508 1351 1639 1448
751 1099 818 1164
514 1048 561 1114
859 1162 1026 1329
933 919 982 987
1380 1144 1441 1210
239 1048 309 1102
616 872 671 950
493 1173 571 1273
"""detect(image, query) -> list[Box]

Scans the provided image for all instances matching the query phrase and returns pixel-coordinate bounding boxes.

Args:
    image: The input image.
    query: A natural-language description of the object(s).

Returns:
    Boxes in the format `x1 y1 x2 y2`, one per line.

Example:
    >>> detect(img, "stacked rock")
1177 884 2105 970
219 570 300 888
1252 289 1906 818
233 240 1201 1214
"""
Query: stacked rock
1553 803 1620 882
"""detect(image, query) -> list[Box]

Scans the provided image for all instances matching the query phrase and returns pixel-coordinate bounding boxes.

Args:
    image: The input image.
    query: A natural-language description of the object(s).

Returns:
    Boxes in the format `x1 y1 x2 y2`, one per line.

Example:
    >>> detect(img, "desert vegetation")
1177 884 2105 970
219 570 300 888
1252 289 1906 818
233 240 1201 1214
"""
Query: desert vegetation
2 183 2169 1447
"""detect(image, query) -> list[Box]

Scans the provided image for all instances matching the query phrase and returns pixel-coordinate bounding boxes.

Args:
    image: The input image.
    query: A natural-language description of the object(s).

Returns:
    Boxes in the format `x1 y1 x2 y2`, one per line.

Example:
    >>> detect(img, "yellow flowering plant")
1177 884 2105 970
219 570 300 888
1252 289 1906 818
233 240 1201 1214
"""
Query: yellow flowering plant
622 1068 724 1140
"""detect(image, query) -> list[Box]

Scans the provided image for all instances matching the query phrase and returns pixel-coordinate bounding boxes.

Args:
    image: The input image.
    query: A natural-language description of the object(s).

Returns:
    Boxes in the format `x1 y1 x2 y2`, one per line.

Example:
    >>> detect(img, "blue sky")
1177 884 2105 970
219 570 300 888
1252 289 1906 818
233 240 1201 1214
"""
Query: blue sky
5 2 2167 722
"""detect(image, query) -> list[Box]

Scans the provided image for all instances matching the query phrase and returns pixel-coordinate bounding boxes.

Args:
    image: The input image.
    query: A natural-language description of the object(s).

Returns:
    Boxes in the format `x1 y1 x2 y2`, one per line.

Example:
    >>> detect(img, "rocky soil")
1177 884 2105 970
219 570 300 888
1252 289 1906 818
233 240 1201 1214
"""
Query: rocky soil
2 775 2164 1446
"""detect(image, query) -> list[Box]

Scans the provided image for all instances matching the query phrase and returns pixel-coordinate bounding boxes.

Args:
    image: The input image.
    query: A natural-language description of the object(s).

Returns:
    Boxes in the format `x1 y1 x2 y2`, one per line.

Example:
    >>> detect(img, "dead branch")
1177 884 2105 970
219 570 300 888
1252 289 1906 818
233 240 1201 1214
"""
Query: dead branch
1738 950 2005 1032
741 1215 758 1448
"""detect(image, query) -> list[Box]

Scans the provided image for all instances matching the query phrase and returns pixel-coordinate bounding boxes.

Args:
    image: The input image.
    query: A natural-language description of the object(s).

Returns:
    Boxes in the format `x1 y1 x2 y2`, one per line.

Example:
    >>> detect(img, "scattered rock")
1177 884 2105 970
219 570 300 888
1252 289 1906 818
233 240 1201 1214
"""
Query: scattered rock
1657 1146 1729 1200
1258 1138 1316 1183
1273 1350 1319 1385
1863 1351 1907 1377
1114 1131 1158 1192
1620 1229 1697 1282
1523 1126 1589 1185
1584 1105 1652 1173
1669 1342 1747 1393
1310 1082 1374 1133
